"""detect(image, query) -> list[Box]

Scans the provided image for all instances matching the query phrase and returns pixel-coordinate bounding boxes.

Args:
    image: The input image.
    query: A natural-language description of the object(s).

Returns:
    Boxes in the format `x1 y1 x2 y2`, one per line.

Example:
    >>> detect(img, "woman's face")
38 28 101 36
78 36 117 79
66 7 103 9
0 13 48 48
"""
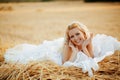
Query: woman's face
68 27 85 46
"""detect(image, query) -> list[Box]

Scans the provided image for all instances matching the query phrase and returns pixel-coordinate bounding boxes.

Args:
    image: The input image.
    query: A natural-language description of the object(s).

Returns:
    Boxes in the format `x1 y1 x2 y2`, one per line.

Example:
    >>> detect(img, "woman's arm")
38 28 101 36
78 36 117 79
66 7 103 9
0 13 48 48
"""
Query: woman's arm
68 41 79 62
82 33 94 58
87 41 94 58
82 45 91 57
62 44 72 64
87 33 94 58
68 49 77 62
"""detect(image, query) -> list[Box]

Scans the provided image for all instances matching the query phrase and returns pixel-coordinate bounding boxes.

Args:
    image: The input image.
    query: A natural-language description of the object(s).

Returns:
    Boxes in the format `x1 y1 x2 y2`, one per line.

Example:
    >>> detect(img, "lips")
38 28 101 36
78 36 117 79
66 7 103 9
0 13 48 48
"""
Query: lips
75 39 84 45
76 41 80 43
75 40 81 44
76 38 81 43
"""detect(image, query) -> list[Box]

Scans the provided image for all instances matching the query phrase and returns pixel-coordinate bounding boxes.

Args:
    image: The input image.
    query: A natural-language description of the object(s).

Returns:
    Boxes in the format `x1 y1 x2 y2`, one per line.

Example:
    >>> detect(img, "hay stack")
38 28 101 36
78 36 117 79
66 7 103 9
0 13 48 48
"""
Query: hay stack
0 51 120 80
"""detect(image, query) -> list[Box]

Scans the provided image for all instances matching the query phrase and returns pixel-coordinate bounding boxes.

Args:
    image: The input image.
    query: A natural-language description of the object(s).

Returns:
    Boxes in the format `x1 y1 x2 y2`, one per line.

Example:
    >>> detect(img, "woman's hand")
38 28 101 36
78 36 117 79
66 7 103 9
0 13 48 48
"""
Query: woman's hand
82 33 93 58
82 33 93 48
68 41 78 62
69 41 79 53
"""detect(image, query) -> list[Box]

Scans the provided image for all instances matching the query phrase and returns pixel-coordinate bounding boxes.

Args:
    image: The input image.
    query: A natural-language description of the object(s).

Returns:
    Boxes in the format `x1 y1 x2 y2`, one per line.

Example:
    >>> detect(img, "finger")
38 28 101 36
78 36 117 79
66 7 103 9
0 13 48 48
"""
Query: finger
90 32 93 38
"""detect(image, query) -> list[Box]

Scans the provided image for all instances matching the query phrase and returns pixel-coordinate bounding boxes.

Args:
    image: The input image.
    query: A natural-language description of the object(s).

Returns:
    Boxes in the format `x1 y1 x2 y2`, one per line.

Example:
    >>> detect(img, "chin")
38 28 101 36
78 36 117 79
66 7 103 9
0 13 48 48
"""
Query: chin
75 43 81 46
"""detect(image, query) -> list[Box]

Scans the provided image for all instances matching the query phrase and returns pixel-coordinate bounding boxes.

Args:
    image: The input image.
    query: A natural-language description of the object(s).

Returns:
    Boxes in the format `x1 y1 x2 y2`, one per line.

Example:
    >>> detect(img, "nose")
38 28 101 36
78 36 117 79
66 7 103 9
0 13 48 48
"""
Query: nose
74 36 78 41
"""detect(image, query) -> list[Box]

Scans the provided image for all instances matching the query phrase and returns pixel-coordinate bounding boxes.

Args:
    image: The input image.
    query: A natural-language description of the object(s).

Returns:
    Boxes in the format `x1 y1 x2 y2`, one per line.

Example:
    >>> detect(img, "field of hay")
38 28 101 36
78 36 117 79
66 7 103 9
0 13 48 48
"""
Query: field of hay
0 1 120 80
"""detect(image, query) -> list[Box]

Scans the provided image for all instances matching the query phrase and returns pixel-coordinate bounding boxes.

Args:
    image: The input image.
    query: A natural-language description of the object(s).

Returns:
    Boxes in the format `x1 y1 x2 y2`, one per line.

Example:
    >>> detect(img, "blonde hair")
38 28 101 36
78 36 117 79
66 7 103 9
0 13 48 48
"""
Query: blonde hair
64 21 90 45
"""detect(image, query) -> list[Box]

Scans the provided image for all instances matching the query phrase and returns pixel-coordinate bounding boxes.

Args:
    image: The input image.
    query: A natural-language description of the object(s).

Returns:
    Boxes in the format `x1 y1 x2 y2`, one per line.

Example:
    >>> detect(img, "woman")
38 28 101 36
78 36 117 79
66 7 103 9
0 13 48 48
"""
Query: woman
4 21 120 76
61 21 120 76
62 21 94 64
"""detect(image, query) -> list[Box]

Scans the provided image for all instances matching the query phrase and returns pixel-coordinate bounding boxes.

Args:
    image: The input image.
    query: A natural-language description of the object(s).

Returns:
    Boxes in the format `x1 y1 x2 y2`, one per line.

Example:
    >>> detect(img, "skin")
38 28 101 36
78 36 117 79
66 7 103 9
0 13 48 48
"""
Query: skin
68 27 85 50
62 27 94 64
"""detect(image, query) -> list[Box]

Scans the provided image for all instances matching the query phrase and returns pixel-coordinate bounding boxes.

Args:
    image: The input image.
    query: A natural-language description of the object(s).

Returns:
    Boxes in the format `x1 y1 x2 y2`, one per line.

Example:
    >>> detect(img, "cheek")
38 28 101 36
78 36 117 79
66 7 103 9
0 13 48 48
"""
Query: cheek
70 38 76 44
70 38 74 42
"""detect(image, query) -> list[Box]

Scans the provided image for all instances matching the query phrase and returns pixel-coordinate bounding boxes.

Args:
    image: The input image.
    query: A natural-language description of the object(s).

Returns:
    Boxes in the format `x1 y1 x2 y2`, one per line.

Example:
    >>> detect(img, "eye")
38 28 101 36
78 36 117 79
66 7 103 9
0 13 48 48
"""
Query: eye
70 35 74 38
76 33 80 36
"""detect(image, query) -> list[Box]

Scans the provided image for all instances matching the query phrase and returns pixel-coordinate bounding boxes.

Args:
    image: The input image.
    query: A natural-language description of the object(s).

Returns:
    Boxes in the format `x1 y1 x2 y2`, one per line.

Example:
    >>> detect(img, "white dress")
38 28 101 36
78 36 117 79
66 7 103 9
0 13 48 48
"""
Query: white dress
4 34 120 77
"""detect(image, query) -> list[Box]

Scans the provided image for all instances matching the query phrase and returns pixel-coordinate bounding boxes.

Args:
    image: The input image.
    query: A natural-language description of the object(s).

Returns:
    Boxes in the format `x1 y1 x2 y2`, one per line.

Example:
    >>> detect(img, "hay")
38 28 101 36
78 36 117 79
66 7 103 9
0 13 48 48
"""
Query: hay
0 61 84 80
0 42 120 80
0 2 120 80
0 51 120 80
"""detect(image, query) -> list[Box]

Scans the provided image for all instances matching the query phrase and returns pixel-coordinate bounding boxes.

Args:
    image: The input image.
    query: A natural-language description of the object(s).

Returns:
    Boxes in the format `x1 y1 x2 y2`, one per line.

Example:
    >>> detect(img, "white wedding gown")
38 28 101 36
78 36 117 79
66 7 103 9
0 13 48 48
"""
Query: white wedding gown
4 34 120 77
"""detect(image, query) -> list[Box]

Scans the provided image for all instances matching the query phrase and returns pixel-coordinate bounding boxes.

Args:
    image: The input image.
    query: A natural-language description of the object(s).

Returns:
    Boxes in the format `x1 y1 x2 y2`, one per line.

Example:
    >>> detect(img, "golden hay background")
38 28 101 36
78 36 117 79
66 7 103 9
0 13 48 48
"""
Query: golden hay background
0 1 120 80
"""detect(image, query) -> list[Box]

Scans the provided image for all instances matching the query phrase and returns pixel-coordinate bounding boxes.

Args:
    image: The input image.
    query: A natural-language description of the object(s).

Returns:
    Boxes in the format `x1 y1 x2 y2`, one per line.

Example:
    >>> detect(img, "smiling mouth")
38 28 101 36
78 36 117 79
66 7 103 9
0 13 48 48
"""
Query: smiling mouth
76 40 81 43
76 39 82 43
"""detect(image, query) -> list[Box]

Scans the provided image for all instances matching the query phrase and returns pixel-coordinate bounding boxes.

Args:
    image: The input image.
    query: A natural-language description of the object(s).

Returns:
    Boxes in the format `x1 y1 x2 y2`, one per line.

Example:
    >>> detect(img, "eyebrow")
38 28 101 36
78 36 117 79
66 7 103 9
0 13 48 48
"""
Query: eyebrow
76 33 80 35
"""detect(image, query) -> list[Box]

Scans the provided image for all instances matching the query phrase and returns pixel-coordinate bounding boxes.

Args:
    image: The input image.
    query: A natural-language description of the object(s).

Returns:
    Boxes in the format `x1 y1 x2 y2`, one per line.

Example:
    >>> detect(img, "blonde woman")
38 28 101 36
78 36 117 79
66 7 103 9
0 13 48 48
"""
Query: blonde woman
62 21 94 64
61 21 120 76
4 21 120 76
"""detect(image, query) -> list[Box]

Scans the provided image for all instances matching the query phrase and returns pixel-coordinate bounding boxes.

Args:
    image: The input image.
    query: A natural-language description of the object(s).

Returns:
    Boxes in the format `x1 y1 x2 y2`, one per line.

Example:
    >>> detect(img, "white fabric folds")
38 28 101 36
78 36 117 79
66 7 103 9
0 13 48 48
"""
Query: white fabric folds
4 34 120 77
